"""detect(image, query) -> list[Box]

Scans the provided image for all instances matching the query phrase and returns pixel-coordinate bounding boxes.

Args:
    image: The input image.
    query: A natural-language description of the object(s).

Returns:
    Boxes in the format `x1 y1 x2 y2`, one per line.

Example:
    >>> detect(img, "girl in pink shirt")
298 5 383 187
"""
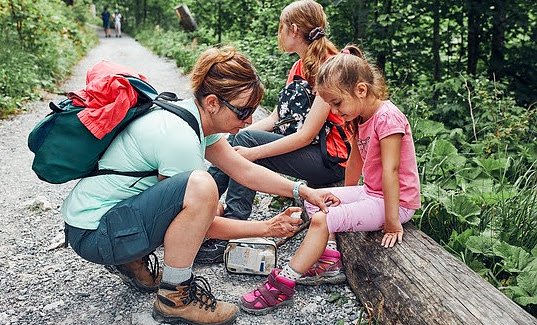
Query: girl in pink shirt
240 44 421 315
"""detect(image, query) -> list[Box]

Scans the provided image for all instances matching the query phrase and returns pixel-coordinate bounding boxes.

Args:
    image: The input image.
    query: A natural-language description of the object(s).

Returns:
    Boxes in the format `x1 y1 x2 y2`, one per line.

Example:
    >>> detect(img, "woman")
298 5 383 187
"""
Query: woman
61 46 339 325
200 0 351 264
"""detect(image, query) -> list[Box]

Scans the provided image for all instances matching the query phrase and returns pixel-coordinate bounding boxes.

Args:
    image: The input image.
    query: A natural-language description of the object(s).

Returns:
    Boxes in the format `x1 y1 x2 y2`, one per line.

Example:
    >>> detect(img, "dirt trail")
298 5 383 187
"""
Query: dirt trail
0 28 359 325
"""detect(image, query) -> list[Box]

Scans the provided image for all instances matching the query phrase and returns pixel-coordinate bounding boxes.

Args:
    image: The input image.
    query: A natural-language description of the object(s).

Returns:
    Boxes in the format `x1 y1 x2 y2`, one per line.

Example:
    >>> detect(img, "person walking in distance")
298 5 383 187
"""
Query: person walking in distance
114 10 122 38
101 7 111 38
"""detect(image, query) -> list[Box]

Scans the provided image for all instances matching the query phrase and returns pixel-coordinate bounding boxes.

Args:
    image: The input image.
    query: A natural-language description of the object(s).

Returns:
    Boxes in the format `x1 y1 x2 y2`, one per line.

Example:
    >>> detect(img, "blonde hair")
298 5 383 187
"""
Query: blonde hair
316 44 388 100
316 45 388 137
190 46 264 108
278 0 338 86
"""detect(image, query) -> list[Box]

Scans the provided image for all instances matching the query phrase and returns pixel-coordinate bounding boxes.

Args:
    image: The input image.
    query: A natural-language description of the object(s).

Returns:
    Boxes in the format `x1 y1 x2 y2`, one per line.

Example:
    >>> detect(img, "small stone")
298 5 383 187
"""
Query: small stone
77 291 90 298
300 302 318 313
43 300 64 311
26 196 53 211
131 312 160 325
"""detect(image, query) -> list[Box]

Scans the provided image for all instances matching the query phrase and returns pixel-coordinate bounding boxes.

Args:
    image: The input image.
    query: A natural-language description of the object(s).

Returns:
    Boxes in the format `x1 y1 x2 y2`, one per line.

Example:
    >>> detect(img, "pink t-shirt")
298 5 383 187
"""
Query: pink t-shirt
357 101 421 210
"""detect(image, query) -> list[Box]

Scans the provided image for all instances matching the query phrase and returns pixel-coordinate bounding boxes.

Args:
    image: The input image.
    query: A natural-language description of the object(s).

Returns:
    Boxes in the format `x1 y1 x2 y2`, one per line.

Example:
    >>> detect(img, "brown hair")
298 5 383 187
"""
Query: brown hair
316 44 388 136
278 0 338 86
190 46 264 108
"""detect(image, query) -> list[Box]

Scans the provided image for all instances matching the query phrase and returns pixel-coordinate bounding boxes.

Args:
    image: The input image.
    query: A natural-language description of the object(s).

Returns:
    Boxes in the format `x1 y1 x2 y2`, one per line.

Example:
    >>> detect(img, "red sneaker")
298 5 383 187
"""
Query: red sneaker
240 269 296 315
297 249 346 285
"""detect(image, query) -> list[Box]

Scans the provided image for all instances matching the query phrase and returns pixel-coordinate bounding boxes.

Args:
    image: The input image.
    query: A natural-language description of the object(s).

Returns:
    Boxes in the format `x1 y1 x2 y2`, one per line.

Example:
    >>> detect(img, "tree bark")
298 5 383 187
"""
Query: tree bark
489 0 506 80
432 0 441 83
466 0 484 75
337 223 536 324
175 4 197 32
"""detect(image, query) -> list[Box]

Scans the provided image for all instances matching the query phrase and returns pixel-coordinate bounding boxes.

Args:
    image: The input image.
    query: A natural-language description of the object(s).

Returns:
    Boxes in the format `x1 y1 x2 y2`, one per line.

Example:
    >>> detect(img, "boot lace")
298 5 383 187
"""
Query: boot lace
142 252 160 281
184 276 217 311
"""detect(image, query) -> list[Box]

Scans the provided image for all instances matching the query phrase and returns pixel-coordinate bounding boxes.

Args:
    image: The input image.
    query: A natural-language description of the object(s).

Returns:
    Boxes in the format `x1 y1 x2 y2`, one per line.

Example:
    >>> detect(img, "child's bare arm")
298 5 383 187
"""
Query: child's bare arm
380 133 404 248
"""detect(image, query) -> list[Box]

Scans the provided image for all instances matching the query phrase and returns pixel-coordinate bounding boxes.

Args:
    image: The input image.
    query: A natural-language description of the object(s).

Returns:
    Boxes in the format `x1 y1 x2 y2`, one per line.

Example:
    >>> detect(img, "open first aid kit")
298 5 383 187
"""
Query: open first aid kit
224 238 277 276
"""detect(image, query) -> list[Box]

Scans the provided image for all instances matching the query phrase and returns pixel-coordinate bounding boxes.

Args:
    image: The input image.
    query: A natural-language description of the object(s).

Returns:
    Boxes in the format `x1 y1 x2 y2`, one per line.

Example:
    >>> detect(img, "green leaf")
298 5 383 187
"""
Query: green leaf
502 285 529 299
515 295 537 306
493 242 531 272
413 118 446 140
444 195 481 226
465 236 498 257
516 270 537 297
421 183 449 204
473 157 509 175
328 292 342 303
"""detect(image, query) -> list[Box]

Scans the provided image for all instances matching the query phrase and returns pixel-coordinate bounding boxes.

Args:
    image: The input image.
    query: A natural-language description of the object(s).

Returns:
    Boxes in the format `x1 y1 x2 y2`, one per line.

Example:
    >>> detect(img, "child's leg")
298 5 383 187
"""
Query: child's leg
304 185 362 216
326 186 414 233
240 211 329 314
288 213 346 285
287 211 329 274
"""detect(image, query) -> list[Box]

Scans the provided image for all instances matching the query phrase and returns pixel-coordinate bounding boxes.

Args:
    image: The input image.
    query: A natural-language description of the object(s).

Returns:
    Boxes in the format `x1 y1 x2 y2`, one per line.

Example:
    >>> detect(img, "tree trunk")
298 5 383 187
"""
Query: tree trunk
432 0 441 108
466 0 483 75
175 4 197 32
432 0 441 83
337 223 536 324
489 0 506 80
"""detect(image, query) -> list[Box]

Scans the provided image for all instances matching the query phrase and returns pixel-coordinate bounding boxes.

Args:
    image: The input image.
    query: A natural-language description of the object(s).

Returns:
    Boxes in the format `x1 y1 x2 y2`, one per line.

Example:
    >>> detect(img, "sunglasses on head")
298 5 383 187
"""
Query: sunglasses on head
216 95 257 120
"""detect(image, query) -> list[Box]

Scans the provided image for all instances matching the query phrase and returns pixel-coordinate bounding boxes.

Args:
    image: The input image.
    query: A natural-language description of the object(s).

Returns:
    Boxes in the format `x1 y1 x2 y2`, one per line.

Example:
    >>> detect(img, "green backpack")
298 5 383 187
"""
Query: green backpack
28 76 200 184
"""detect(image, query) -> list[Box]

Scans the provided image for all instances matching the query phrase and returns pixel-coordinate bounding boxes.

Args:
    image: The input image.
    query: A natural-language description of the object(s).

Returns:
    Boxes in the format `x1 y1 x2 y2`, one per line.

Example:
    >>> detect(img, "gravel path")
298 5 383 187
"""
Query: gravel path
0 28 361 325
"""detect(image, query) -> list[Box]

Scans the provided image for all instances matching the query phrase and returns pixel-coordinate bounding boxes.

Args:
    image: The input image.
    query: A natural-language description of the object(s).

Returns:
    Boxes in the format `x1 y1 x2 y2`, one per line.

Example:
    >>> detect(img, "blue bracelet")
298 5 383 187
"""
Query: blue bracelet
293 181 305 201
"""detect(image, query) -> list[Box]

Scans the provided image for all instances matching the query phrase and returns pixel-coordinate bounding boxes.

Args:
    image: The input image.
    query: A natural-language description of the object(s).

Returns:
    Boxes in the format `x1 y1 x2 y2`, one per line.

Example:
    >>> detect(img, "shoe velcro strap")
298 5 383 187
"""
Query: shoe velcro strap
256 285 280 306
267 275 295 297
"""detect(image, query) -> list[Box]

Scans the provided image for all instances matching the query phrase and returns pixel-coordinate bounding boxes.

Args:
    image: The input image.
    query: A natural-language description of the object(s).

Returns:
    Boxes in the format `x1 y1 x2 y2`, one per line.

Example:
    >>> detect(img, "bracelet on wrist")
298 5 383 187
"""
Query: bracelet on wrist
292 181 305 201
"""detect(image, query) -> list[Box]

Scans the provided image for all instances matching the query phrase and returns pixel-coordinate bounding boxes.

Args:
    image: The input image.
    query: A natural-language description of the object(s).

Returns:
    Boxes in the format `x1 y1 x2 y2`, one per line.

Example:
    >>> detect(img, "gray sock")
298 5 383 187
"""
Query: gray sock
279 264 302 281
327 240 338 251
162 263 192 285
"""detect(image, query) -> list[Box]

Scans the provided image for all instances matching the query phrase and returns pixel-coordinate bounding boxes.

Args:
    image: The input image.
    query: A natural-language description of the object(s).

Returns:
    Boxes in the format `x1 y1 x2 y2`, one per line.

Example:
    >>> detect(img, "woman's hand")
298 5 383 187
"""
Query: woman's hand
301 187 340 213
234 146 259 161
381 221 404 248
264 207 303 238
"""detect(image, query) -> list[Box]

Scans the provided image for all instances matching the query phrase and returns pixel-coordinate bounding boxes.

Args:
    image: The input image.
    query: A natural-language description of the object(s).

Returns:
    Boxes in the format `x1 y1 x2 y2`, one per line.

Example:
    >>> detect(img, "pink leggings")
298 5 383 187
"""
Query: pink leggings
305 185 415 234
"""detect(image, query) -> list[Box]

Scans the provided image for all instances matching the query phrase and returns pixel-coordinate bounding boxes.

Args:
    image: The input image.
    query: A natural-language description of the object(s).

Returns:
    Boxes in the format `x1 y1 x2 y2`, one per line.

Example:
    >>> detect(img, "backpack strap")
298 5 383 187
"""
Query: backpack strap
89 98 202 179
152 99 201 141
319 122 351 168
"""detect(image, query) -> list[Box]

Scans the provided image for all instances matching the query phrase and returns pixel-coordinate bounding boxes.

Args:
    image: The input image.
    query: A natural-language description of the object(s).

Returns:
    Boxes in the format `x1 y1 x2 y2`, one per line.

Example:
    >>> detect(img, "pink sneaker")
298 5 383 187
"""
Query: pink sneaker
297 249 346 285
239 269 296 315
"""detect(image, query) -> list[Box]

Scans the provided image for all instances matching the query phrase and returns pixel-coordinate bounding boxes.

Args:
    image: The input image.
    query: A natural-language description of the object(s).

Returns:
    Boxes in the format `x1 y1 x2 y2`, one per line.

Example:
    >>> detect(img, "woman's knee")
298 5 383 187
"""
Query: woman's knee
185 170 218 204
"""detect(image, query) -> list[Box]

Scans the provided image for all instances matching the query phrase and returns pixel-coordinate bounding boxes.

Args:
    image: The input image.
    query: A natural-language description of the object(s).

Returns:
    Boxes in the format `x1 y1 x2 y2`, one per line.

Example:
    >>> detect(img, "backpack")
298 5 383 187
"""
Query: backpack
273 75 351 167
28 76 201 184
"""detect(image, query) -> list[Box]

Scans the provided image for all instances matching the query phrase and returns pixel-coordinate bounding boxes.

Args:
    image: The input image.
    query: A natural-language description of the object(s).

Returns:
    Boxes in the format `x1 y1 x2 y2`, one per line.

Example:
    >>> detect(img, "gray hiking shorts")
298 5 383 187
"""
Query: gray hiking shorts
66 171 192 265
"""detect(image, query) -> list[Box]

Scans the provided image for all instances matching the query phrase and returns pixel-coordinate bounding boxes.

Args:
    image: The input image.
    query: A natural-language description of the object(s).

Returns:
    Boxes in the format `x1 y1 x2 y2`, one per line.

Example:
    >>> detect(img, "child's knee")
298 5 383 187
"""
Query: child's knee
310 212 328 231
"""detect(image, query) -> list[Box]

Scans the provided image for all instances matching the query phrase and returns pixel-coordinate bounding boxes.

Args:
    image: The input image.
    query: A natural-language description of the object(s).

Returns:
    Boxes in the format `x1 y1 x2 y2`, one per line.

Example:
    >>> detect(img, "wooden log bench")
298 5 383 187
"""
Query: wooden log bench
337 223 536 324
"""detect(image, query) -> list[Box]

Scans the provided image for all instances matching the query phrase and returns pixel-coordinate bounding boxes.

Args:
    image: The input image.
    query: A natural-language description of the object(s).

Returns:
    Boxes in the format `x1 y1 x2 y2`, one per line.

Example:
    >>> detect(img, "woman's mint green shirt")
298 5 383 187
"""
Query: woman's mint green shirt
61 98 222 229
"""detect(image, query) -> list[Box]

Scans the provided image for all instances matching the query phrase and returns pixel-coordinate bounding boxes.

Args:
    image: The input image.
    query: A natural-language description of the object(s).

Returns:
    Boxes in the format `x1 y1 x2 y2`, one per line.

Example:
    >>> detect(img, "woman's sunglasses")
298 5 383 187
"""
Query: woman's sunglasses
217 95 257 120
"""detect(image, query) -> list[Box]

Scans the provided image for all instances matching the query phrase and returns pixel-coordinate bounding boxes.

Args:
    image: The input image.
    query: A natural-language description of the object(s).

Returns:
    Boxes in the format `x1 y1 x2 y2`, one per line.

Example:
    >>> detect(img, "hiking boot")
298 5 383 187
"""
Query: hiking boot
104 252 162 292
296 249 346 285
153 275 239 325
194 239 227 264
240 269 296 315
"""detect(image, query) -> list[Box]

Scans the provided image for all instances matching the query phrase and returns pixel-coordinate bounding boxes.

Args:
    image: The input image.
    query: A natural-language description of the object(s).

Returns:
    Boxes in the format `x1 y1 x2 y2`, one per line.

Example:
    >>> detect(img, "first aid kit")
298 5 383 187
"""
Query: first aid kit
224 238 277 276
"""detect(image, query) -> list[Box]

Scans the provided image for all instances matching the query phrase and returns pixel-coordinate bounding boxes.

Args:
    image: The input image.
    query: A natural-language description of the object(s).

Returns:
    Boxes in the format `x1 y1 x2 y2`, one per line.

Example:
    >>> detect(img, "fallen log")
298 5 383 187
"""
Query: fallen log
337 223 536 324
